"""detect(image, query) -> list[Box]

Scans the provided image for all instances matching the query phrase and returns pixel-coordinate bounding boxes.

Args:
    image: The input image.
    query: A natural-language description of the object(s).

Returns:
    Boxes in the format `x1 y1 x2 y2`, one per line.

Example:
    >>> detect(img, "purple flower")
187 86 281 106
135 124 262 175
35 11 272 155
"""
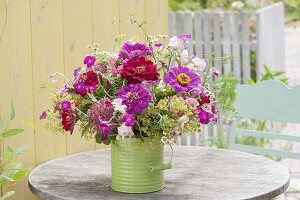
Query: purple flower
59 84 70 94
61 101 71 111
117 84 152 114
98 123 111 134
84 55 96 67
119 42 153 60
73 69 99 96
192 85 206 96
198 109 213 124
155 43 162 47
74 82 85 94
73 67 81 79
179 34 192 41
163 66 201 93
39 110 49 120
122 114 136 126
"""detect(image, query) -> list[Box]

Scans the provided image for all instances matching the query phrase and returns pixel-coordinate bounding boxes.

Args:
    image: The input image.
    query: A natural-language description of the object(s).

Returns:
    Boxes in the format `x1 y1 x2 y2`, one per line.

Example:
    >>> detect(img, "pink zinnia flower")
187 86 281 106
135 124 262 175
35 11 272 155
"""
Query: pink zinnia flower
163 66 201 93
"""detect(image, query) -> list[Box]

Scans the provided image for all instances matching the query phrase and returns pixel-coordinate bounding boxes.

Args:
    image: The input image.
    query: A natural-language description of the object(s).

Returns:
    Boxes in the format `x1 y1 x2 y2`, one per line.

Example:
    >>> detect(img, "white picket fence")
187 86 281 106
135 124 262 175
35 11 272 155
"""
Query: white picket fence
169 2 285 146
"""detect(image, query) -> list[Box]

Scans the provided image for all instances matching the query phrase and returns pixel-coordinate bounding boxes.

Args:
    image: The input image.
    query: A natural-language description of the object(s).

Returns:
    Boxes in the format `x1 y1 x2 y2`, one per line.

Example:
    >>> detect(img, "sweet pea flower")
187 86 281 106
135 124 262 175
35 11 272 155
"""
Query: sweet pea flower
112 98 127 114
39 110 49 120
118 124 134 137
84 55 96 67
179 34 192 41
168 36 185 50
192 85 207 96
213 70 220 78
187 57 206 71
185 97 199 109
157 80 167 92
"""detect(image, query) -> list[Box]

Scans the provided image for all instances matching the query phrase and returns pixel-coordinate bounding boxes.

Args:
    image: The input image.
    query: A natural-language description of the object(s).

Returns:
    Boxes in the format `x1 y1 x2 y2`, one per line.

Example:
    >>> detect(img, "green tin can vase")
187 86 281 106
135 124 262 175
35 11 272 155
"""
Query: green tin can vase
111 137 172 193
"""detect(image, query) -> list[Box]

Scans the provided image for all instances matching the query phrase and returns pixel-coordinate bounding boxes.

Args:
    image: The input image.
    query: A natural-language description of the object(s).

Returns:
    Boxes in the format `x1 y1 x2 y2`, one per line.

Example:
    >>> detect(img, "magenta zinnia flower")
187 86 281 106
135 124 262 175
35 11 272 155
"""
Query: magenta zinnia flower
117 84 152 114
119 42 153 60
163 66 201 93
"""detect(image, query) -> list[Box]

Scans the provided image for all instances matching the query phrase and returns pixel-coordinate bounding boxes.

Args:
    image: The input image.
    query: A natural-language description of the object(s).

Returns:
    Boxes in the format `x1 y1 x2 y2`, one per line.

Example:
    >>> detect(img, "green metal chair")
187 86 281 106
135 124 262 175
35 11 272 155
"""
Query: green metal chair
229 80 300 175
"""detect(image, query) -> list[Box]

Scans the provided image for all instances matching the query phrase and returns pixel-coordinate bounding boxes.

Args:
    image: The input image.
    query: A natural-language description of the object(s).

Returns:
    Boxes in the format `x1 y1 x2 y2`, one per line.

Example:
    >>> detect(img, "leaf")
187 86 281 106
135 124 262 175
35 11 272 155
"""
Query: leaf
273 71 285 77
95 134 103 144
11 168 30 181
0 175 15 184
1 129 24 138
5 146 14 164
0 191 15 200
13 145 30 157
23 119 36 129
10 99 15 121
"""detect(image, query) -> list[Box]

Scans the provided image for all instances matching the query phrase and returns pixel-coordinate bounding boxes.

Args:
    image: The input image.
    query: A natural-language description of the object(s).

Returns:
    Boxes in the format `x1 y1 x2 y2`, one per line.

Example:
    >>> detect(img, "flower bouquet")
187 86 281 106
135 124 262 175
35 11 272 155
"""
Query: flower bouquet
40 22 224 193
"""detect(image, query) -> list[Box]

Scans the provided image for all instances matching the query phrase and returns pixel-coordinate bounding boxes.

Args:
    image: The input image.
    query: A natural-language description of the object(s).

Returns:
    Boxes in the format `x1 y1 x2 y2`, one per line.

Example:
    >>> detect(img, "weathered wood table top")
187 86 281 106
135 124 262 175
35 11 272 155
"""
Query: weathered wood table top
28 146 289 200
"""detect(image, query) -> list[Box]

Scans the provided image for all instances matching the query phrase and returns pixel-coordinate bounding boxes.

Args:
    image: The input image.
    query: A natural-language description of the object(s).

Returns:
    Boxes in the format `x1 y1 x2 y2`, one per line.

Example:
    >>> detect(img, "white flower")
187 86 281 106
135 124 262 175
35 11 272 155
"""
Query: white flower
185 97 199 109
187 57 206 71
157 80 167 92
112 98 127 114
180 49 189 64
232 1 244 9
117 124 134 137
161 136 169 144
168 36 184 50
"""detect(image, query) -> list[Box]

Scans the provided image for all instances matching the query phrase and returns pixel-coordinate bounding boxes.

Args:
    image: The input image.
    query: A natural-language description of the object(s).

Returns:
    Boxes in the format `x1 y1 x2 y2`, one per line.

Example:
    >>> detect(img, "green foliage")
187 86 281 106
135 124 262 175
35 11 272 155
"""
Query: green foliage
0 101 31 199
248 65 289 85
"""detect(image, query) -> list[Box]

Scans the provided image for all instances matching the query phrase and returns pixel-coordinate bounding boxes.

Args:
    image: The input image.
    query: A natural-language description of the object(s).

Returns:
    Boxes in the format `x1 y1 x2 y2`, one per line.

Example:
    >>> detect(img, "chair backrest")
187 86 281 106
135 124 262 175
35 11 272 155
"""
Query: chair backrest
229 80 300 160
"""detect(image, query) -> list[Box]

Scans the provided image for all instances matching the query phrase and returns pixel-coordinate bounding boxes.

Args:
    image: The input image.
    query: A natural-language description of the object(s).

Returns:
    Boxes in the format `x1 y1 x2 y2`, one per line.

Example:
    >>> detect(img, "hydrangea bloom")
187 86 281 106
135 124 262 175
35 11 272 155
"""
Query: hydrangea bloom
164 66 201 93
88 98 115 132
119 42 152 60
121 57 159 84
117 84 152 114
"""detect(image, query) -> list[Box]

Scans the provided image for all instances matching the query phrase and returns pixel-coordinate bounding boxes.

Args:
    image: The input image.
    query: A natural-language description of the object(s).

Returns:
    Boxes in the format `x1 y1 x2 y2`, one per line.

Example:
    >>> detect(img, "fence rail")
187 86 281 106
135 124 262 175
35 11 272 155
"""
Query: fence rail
169 2 285 146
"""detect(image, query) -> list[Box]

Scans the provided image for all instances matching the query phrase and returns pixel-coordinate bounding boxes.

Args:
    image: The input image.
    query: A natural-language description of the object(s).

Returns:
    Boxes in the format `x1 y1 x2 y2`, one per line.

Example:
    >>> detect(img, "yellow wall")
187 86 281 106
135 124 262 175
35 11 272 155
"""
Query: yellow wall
0 0 168 199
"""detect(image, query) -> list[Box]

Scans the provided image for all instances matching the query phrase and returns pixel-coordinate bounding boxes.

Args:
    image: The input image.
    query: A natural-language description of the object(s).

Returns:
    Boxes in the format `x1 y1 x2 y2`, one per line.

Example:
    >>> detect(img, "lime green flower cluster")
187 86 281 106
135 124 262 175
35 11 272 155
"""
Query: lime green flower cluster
137 96 201 145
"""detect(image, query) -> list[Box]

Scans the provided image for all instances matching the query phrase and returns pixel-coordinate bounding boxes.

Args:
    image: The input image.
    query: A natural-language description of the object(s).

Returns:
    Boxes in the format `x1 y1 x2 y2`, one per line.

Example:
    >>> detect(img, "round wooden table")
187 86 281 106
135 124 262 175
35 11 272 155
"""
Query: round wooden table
28 146 290 200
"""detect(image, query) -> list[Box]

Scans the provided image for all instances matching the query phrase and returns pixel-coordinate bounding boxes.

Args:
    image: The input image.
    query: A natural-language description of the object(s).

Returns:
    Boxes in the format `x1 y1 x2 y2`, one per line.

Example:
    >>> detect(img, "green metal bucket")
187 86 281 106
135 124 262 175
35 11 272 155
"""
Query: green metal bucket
111 137 171 193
